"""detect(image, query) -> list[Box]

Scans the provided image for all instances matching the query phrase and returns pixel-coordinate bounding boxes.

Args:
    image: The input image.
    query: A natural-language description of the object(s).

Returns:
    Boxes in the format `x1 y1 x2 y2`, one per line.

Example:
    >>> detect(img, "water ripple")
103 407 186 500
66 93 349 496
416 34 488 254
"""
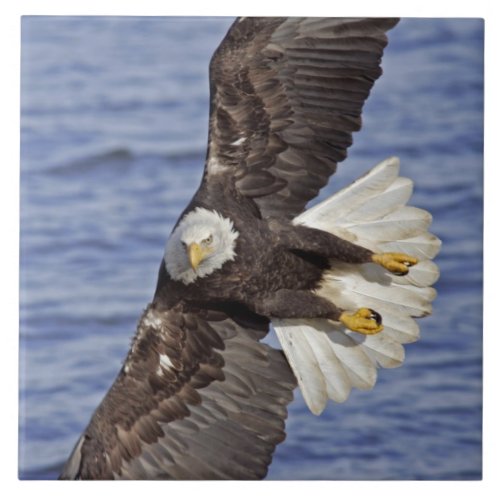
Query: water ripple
20 17 483 480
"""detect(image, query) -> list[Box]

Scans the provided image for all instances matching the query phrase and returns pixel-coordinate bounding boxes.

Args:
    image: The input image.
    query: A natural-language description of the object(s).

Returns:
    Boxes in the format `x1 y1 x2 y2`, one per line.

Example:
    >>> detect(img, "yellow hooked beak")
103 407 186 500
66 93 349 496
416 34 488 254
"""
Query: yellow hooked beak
188 242 209 271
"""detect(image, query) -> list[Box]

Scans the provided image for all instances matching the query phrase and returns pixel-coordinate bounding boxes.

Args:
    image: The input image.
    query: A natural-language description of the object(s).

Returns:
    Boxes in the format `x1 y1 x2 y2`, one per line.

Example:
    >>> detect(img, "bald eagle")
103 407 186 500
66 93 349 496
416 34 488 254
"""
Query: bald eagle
60 17 440 480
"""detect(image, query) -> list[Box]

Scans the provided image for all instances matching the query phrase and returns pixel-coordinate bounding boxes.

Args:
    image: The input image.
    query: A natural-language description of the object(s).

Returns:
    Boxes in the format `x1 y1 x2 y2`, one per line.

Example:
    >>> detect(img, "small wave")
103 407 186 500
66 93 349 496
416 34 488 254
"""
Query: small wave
44 147 134 176
42 146 206 176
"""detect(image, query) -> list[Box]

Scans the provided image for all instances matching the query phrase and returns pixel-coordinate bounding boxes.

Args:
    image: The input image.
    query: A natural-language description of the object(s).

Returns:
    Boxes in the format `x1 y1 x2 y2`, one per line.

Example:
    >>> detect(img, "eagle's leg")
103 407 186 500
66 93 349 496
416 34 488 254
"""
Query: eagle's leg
371 252 418 275
252 290 382 335
338 308 383 335
272 221 418 275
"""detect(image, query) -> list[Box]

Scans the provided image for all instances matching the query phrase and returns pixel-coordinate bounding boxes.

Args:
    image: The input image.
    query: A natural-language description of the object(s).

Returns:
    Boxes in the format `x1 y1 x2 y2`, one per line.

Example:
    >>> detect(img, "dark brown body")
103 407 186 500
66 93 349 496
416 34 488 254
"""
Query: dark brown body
156 178 372 320
59 16 398 480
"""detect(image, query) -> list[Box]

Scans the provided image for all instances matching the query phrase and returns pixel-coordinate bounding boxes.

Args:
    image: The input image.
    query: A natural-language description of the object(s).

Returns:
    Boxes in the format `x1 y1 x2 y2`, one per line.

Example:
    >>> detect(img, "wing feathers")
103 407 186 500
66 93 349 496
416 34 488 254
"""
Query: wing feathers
197 17 399 219
61 303 296 479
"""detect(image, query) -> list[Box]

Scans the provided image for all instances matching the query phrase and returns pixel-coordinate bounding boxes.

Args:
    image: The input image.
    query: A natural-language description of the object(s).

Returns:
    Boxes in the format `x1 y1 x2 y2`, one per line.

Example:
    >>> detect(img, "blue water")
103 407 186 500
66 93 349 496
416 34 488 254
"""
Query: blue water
19 17 483 480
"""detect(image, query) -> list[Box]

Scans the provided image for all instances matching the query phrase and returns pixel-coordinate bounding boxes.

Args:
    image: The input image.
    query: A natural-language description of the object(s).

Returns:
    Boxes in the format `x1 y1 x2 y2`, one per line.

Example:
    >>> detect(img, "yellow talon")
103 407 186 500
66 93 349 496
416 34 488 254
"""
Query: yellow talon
339 308 383 335
372 252 418 275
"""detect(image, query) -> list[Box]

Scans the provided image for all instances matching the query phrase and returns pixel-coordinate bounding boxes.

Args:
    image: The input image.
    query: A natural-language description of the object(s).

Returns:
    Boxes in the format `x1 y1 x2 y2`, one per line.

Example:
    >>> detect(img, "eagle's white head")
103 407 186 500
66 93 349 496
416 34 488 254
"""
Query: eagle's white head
164 207 239 285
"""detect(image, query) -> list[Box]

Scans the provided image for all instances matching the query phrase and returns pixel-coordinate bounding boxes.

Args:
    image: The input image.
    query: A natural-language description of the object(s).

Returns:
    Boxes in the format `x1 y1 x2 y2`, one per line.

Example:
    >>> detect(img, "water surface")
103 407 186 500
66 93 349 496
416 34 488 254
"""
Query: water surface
19 17 483 480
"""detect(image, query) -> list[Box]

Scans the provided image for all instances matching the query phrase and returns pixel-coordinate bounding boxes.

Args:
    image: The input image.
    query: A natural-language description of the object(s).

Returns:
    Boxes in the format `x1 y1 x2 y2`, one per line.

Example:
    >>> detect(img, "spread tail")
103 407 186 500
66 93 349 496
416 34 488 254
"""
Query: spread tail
273 157 441 415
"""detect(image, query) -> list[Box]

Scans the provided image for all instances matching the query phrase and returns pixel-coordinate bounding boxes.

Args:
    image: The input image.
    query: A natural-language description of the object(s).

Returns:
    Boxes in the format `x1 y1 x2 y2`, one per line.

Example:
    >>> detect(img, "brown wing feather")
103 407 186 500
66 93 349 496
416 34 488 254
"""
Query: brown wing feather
60 302 296 480
201 17 399 218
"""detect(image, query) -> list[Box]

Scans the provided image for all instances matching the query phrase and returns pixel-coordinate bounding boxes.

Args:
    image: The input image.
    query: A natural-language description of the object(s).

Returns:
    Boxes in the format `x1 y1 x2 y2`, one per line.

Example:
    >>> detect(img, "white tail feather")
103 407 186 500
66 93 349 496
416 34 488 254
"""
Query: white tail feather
296 157 400 226
354 332 405 369
274 323 329 414
380 233 441 260
273 157 441 414
335 177 413 224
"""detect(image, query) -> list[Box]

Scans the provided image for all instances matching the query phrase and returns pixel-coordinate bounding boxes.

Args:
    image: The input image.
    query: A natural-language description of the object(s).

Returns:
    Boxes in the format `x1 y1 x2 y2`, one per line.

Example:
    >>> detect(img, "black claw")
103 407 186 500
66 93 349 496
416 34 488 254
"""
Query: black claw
393 269 409 276
368 309 382 325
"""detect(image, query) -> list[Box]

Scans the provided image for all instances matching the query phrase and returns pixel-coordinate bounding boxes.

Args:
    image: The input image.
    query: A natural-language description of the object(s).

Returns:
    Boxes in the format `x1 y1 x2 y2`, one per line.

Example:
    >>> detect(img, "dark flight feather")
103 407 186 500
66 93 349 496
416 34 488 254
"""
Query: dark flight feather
60 303 295 479
202 17 399 218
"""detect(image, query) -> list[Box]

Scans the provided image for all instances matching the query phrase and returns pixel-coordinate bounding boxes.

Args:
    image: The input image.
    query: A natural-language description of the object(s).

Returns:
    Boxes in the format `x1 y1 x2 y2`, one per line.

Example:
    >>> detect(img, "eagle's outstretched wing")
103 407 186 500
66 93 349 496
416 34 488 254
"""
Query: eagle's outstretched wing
60 17 404 480
60 301 295 479
201 17 399 218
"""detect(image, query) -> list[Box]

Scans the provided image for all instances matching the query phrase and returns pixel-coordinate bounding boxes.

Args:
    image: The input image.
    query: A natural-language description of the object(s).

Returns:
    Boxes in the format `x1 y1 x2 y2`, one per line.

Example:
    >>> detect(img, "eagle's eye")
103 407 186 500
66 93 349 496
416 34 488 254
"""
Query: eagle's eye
201 235 213 246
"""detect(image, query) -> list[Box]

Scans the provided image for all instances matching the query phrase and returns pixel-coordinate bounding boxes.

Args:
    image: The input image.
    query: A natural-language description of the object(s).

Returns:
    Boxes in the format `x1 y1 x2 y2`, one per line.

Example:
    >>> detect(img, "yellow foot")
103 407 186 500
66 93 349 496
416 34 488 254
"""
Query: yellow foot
372 252 418 275
339 308 383 335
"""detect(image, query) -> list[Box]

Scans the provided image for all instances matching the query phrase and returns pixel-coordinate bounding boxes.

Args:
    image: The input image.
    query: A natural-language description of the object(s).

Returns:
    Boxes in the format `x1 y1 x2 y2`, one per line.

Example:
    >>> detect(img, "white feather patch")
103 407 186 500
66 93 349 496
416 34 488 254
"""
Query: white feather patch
206 157 231 175
159 353 175 370
230 137 246 146
274 157 441 414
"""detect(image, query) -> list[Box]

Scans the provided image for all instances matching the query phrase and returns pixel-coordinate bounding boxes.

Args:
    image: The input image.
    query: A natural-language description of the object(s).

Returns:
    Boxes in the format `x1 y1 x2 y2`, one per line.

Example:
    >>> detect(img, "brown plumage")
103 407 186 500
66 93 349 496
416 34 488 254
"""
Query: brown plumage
62 304 294 479
206 17 399 218
60 17 399 480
